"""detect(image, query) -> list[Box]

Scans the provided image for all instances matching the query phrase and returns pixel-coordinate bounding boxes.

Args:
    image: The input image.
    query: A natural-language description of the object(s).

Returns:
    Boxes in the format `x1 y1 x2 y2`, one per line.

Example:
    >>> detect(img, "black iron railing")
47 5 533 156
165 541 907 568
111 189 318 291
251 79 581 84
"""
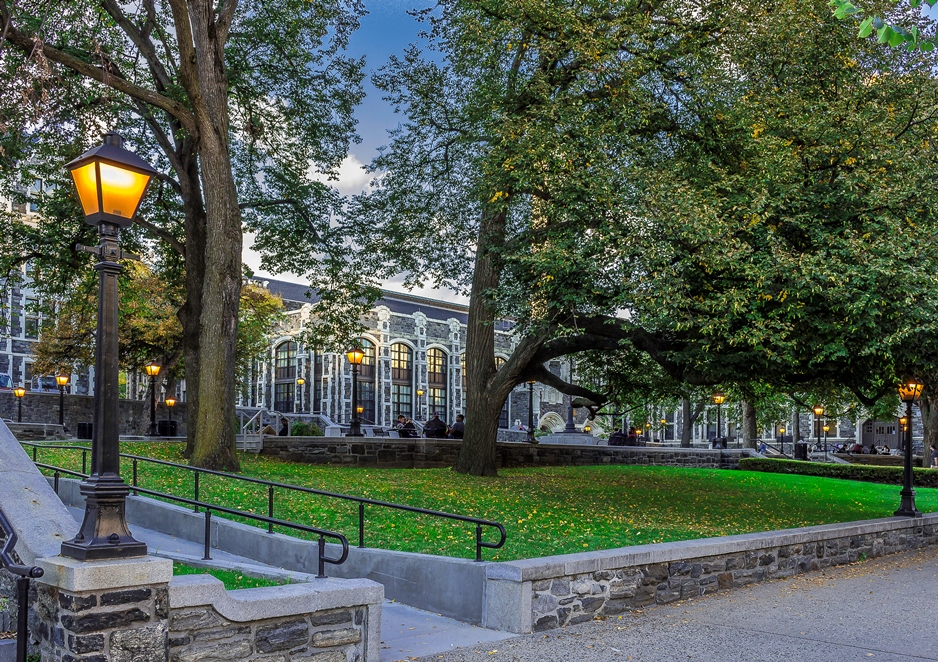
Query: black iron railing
24 442 506 562
0 507 44 662
32 462 348 578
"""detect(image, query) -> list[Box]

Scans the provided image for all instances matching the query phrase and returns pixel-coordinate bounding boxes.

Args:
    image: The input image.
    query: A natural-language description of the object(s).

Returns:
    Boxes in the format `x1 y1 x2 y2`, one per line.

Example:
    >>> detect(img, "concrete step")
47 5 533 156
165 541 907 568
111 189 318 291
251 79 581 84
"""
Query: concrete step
0 639 15 662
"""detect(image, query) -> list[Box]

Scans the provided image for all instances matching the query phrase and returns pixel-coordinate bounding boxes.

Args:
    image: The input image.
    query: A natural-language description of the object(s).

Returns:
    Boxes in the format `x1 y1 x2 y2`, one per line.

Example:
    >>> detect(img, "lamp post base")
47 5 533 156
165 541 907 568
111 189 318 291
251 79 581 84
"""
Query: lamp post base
894 489 922 518
347 420 363 437
60 475 147 560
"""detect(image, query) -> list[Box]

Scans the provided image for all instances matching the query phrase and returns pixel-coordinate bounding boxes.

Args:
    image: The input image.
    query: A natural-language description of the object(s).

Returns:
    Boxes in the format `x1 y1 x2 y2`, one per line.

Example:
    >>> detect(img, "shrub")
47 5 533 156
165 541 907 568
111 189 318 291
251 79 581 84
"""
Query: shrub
739 457 938 488
291 421 323 437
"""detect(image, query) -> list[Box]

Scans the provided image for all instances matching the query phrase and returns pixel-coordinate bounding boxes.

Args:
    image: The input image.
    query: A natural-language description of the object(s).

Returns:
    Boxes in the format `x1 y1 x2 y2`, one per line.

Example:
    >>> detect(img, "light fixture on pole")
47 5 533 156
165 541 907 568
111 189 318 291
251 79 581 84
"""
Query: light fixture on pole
812 404 824 455
895 380 924 517
13 386 25 423
61 131 156 560
712 392 725 447
346 346 364 437
526 380 536 443
416 388 425 421
778 426 786 454
165 396 176 422
822 423 830 456
900 415 908 440
296 377 305 414
660 417 667 442
56 372 70 427
144 361 162 436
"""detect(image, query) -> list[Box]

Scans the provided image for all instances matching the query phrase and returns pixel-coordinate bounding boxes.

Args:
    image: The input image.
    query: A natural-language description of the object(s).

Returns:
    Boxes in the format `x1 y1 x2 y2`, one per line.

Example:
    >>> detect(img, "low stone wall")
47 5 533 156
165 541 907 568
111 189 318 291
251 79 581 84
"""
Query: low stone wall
0 391 187 437
169 575 382 662
261 436 753 469
482 513 938 633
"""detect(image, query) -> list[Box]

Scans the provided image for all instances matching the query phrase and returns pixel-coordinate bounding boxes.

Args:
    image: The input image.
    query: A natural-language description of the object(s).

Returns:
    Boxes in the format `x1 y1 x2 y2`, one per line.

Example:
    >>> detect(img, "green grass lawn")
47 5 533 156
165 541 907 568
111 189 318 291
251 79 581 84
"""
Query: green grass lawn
28 441 938 561
172 562 290 590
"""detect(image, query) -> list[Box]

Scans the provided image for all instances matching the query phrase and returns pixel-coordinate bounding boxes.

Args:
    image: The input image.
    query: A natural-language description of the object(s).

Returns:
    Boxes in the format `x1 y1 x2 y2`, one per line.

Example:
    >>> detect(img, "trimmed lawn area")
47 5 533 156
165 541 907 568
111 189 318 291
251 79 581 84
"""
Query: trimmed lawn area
29 441 938 561
172 562 290 589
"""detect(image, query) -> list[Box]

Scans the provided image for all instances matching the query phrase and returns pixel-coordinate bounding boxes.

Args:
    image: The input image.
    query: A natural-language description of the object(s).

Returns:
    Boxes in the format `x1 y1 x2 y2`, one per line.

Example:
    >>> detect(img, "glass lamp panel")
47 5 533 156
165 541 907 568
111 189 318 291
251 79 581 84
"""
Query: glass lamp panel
69 162 100 216
99 163 151 220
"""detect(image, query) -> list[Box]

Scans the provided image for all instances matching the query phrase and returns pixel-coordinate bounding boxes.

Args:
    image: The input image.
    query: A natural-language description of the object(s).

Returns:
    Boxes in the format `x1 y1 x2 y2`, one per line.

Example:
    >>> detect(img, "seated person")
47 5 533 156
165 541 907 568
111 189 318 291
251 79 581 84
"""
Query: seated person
851 442 863 454
424 413 447 438
608 430 626 446
448 414 465 439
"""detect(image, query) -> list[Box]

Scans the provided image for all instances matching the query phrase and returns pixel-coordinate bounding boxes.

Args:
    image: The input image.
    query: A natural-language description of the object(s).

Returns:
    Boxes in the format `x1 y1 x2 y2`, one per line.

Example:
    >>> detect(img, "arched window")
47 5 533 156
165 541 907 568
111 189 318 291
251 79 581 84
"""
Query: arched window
495 356 509 428
274 341 297 412
427 347 448 415
391 343 413 418
358 339 376 424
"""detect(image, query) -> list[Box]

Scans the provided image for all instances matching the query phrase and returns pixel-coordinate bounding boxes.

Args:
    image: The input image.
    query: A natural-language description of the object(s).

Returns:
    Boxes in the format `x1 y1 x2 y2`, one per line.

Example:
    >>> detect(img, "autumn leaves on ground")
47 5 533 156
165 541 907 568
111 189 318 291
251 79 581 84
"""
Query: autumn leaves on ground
32 442 938 562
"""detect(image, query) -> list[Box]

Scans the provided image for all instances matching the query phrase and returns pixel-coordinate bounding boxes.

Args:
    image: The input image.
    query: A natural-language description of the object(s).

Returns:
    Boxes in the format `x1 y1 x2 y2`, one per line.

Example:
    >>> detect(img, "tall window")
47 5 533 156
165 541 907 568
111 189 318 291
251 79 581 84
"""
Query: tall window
391 343 413 418
358 339 376 424
495 356 509 428
24 297 39 339
427 348 448 415
274 341 297 412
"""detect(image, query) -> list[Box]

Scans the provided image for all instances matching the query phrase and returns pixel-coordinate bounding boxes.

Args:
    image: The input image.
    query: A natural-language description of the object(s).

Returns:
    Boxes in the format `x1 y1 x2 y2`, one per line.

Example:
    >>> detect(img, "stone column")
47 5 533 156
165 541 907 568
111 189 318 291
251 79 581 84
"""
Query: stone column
35 555 172 662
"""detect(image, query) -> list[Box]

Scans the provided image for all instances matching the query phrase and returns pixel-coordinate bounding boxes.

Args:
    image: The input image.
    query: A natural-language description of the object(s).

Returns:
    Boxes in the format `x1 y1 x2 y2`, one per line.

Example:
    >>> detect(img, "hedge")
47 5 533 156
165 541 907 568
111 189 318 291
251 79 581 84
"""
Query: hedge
739 457 938 488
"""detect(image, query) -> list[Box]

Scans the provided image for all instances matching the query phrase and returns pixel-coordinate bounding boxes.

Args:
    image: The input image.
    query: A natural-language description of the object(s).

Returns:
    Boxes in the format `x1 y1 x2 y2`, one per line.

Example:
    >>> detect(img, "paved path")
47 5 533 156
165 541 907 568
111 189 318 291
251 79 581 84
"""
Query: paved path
414 547 938 662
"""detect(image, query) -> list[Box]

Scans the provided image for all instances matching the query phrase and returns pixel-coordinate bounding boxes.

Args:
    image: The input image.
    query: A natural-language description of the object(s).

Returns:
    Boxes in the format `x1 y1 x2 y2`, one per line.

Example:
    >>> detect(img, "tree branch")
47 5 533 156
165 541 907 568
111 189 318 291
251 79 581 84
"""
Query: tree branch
238 199 322 242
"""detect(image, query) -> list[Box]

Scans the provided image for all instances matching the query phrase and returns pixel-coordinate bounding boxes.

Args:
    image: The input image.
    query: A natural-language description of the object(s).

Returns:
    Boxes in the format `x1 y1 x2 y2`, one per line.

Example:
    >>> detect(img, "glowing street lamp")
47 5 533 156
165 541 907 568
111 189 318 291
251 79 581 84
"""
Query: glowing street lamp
61 132 156 560
526 380 537 443
895 380 924 517
56 372 70 427
812 405 825 455
416 388 425 421
296 377 305 413
144 361 162 436
712 392 725 447
165 396 176 423
346 346 365 437
778 426 786 454
13 386 25 423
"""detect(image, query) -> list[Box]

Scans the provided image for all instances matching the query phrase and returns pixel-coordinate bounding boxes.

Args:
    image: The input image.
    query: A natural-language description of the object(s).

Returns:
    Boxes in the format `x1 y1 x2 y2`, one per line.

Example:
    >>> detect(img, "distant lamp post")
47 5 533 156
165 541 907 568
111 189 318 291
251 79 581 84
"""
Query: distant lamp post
896 380 924 517
296 377 305 413
61 131 156 560
812 405 824 455
712 392 725 446
56 372 70 427
899 415 908 438
165 397 176 422
416 388 425 421
526 380 536 443
584 423 592 434
660 417 667 442
822 423 830 456
144 361 162 436
13 386 25 423
778 426 786 454
346 346 364 437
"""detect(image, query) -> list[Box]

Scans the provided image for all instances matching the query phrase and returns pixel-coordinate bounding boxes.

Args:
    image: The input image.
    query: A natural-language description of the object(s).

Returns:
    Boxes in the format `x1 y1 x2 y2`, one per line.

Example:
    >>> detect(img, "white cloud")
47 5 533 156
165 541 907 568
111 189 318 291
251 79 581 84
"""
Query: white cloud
313 153 374 197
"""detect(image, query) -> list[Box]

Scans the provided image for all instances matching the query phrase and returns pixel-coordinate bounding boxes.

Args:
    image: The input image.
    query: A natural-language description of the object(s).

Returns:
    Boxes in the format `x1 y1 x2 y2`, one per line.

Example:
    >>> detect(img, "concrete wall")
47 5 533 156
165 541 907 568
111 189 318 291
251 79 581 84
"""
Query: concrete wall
0 391 187 436
260 436 756 469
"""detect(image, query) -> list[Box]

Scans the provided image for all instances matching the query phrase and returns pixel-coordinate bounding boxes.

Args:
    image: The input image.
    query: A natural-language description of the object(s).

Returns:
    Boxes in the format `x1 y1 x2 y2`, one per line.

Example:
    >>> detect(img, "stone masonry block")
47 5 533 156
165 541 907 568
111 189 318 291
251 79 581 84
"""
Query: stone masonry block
311 627 361 647
255 618 311 653
60 608 150 634
100 588 152 607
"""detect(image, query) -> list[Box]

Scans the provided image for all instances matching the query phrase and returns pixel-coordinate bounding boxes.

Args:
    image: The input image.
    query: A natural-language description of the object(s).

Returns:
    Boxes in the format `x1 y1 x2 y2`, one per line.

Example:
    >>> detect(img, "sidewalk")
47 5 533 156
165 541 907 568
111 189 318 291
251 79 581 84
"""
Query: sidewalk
66 508 515 662
410 546 938 662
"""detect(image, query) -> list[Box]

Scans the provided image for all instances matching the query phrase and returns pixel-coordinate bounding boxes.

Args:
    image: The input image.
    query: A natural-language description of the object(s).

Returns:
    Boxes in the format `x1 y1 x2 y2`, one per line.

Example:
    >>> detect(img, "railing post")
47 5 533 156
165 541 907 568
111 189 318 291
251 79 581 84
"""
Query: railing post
82 449 87 475
358 502 365 548
203 509 212 560
475 524 482 562
317 535 326 578
31 446 36 461
267 486 274 534
132 458 138 496
193 471 200 513
16 576 28 662
54 471 60 494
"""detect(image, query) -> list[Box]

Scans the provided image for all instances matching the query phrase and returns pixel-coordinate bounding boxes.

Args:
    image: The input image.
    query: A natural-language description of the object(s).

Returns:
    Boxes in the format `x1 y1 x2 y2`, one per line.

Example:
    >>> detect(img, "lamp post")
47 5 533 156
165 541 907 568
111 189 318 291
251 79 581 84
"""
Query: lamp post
61 131 156 560
145 361 161 436
165 396 176 421
296 377 305 413
812 404 824 455
416 388 425 422
895 380 924 517
899 415 908 446
346 346 364 437
660 417 667 443
56 372 70 427
778 426 786 455
822 424 830 456
526 380 536 443
712 392 725 447
13 386 25 423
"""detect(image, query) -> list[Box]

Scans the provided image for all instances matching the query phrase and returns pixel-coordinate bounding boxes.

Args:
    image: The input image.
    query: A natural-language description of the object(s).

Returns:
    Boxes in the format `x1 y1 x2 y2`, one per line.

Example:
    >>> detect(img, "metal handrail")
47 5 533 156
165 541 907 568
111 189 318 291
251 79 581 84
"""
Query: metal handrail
24 442 506 561
33 463 348 577
0 507 44 662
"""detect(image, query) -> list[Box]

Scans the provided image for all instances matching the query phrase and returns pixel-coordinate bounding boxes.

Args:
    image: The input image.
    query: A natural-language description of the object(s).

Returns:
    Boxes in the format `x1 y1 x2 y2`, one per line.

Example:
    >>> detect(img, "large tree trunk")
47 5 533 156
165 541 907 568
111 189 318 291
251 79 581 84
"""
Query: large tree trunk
186 1 241 471
680 398 705 447
919 394 938 468
741 400 758 449
454 207 507 476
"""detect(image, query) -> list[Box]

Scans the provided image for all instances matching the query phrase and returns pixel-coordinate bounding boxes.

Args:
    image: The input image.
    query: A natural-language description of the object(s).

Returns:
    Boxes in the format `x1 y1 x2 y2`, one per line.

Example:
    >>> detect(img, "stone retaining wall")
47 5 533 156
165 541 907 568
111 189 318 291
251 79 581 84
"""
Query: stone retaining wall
168 575 382 662
482 513 938 633
261 437 753 469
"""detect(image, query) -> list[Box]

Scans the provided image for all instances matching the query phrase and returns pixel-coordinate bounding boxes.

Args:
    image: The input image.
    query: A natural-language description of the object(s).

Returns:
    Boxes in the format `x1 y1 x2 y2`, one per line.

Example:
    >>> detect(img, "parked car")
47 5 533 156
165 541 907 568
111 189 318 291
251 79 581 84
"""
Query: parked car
0 374 12 390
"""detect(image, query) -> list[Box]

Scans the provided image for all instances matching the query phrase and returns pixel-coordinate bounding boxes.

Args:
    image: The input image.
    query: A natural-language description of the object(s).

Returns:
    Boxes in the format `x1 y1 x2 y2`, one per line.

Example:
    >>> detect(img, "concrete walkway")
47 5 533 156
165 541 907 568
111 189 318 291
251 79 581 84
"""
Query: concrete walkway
66 507 515 662
412 546 938 662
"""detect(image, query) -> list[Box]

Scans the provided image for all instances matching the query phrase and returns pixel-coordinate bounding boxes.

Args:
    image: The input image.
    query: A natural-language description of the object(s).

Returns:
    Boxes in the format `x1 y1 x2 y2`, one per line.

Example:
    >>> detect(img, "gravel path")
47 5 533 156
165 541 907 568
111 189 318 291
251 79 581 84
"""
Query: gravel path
415 546 938 662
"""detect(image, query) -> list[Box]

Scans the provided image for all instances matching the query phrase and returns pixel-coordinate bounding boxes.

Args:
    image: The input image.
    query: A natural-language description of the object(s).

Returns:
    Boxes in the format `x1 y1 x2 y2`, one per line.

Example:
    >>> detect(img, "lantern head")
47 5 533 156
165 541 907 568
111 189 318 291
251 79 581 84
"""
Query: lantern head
13 386 25 398
144 361 161 378
812 404 825 417
66 132 158 228
712 392 725 405
898 380 924 403
346 346 365 365
165 397 176 408
56 373 70 387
